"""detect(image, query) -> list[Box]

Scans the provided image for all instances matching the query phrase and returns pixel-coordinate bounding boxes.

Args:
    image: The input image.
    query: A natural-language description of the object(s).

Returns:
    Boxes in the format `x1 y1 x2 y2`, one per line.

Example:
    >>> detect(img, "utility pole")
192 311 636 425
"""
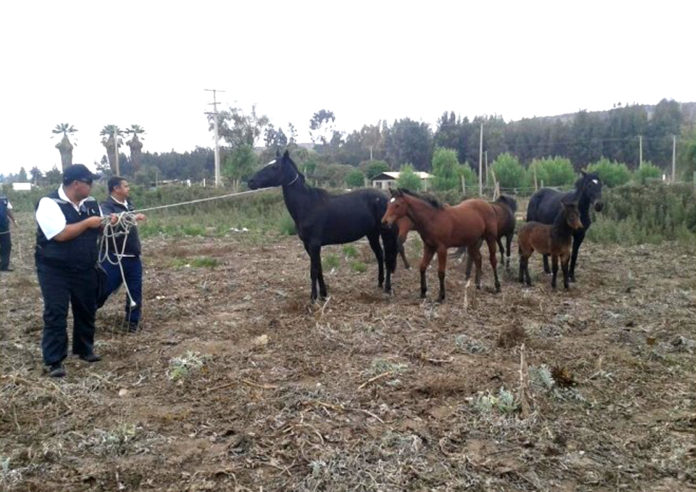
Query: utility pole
639 135 643 168
484 150 488 188
478 122 483 196
672 135 676 182
205 89 225 187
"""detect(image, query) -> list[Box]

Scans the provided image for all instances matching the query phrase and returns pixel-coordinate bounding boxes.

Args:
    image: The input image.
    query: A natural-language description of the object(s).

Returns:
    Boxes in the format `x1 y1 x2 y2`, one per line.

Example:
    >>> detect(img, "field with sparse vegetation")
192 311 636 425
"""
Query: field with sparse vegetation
1 186 695 491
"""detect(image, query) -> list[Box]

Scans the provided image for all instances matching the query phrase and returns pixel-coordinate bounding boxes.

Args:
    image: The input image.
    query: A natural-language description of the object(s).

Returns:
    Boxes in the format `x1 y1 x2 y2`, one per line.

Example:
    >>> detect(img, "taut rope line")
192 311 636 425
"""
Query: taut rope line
133 187 273 213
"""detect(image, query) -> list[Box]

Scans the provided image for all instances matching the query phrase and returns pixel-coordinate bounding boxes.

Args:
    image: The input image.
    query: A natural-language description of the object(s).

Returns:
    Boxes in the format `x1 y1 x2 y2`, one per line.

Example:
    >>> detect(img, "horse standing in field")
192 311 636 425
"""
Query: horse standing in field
518 201 583 289
395 216 413 269
382 189 500 302
455 194 518 271
247 151 398 302
526 171 603 282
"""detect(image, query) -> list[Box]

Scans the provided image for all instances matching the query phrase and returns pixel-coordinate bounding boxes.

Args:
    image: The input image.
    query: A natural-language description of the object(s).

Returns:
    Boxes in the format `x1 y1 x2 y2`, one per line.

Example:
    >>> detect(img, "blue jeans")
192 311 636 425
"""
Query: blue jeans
101 255 143 323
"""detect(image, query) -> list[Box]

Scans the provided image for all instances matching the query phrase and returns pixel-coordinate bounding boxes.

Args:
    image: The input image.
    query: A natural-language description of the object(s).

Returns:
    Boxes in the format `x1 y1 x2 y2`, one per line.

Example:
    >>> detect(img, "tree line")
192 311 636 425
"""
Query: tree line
2 99 695 189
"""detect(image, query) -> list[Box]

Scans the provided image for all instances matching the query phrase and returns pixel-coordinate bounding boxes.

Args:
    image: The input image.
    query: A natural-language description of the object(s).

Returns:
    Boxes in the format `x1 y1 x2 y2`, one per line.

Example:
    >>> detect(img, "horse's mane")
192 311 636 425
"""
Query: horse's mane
399 188 444 209
495 194 517 213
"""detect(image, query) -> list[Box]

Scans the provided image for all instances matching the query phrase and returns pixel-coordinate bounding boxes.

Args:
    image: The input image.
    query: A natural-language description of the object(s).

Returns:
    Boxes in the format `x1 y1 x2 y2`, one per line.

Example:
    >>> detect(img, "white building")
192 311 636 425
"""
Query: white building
372 171 433 190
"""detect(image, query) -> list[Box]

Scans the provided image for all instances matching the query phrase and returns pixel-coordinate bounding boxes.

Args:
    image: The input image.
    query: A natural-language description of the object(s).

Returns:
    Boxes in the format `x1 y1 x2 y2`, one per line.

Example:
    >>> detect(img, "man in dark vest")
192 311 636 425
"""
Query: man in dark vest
0 192 17 271
99 176 146 332
35 164 116 378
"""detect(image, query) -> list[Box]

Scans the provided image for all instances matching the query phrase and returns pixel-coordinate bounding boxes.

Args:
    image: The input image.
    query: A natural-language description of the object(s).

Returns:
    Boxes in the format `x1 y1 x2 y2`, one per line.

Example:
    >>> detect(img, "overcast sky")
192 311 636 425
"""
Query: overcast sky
1 0 694 176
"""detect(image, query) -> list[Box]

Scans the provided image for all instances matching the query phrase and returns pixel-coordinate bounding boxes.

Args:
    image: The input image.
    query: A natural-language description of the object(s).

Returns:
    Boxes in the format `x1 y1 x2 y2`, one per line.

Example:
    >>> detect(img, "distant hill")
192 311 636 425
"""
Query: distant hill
528 101 696 124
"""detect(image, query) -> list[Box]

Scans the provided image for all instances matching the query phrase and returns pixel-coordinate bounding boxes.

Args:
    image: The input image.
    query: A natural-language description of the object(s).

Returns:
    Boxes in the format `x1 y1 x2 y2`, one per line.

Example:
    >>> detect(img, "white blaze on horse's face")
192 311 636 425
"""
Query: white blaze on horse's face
390 198 396 203
592 179 599 185
265 160 276 167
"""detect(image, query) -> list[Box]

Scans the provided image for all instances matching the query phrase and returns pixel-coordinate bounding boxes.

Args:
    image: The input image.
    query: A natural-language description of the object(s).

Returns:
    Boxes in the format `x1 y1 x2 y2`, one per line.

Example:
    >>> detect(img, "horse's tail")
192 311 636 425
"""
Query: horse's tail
380 224 398 274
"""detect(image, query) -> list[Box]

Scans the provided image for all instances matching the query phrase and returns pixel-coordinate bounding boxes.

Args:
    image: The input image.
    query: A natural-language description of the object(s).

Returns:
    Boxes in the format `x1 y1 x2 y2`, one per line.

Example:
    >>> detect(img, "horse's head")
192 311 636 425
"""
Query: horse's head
578 171 603 212
562 201 583 230
248 150 301 189
381 188 409 226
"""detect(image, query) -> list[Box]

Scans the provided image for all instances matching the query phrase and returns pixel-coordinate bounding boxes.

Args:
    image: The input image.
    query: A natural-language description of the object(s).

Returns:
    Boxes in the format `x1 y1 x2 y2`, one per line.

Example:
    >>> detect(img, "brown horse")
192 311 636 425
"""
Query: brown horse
518 201 583 289
382 189 501 302
395 216 413 269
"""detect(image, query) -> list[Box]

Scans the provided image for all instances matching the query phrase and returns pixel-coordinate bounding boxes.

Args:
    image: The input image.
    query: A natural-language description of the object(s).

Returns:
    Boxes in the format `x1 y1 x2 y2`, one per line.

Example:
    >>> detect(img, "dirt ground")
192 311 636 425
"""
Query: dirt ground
1 219 695 491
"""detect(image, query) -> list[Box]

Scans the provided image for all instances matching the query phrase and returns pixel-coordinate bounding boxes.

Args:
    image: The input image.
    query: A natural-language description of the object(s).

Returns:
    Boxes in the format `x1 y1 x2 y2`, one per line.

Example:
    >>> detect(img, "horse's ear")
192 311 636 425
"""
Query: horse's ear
580 169 587 176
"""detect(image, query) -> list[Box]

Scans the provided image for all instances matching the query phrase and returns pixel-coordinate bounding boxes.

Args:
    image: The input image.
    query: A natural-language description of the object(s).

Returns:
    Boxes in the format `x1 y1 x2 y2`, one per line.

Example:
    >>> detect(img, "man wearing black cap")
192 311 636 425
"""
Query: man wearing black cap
35 164 116 377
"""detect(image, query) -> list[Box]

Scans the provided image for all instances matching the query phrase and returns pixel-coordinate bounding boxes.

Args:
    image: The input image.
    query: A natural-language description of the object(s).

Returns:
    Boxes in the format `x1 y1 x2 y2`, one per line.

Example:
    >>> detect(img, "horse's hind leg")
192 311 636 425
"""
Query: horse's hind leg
485 237 501 292
466 244 483 290
398 238 410 270
305 243 325 301
436 249 447 302
497 237 505 269
505 233 513 270
543 254 551 274
367 232 385 289
561 252 571 289
551 255 559 289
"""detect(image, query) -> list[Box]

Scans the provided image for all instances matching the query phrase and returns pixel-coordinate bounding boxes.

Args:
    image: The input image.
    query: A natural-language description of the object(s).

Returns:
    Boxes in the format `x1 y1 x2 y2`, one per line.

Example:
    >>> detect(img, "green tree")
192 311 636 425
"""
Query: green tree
586 158 631 187
385 118 433 171
345 169 365 188
457 163 477 195
30 166 43 185
309 109 336 146
633 161 662 184
215 106 269 148
363 160 390 180
52 123 77 171
45 166 62 185
224 144 257 191
17 167 28 182
431 147 460 191
489 152 525 190
677 128 696 180
528 156 575 187
396 163 422 191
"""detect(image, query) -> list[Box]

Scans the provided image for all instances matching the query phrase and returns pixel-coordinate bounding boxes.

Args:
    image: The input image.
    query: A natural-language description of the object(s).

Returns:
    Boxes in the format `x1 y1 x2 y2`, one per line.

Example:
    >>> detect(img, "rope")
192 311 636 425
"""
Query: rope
133 187 272 213
98 212 139 312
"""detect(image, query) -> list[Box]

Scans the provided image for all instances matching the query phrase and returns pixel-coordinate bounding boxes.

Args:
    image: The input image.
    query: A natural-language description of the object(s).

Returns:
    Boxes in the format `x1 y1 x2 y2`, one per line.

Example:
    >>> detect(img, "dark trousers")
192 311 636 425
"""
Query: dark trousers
0 229 10 270
37 262 98 365
101 255 142 323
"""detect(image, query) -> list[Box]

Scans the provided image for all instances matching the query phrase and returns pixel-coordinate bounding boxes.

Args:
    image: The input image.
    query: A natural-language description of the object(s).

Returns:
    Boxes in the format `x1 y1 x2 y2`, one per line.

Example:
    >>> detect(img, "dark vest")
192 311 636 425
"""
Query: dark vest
0 196 8 230
100 196 142 256
35 190 101 271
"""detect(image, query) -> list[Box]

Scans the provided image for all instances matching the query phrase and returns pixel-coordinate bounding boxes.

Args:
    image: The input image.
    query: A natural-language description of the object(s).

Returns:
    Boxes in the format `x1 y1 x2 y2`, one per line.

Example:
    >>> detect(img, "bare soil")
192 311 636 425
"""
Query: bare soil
1 223 695 491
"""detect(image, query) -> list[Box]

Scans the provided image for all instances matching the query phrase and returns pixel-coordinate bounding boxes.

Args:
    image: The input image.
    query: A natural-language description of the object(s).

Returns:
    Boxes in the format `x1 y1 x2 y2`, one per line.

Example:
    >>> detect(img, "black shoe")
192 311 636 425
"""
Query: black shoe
79 353 102 363
128 322 139 333
47 363 66 378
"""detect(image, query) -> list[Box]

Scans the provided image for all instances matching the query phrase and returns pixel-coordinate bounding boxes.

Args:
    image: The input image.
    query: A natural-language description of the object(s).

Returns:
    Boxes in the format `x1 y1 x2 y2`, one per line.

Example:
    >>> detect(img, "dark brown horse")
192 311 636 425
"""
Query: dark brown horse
395 216 413 269
382 189 500 302
518 201 583 289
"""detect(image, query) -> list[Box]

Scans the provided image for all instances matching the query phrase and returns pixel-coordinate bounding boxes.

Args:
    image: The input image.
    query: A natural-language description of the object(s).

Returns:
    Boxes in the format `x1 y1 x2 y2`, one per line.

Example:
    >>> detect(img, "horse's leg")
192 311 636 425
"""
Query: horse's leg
505 233 513 270
543 254 551 274
419 245 436 298
551 254 559 289
436 248 447 302
524 255 532 286
561 252 571 289
497 237 505 269
466 244 483 290
486 236 501 292
304 243 321 301
519 254 526 284
569 230 585 282
398 238 410 270
367 232 385 289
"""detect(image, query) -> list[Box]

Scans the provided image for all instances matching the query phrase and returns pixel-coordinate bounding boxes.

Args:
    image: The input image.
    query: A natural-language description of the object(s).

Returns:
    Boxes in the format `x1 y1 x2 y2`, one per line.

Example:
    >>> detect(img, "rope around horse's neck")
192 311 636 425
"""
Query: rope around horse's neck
133 187 273 213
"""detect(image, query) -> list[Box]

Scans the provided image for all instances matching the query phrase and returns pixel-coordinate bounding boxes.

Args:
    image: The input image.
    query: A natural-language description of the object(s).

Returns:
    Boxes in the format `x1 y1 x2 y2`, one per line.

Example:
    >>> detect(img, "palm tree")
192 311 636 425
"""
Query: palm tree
125 124 146 173
52 123 77 171
100 124 123 175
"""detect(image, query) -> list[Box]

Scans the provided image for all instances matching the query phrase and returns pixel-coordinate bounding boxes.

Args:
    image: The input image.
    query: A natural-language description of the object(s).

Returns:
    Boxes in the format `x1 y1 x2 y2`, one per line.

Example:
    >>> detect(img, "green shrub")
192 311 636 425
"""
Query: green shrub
528 157 576 187
586 158 631 187
396 163 422 191
343 245 358 258
345 169 365 188
457 163 478 195
322 254 340 270
490 152 526 190
350 261 367 273
364 160 390 180
431 147 460 191
633 162 663 184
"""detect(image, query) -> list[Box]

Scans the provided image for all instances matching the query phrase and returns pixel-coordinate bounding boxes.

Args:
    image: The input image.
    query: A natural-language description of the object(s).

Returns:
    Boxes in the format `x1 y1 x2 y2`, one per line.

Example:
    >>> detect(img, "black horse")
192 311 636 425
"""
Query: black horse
248 150 398 301
526 171 603 282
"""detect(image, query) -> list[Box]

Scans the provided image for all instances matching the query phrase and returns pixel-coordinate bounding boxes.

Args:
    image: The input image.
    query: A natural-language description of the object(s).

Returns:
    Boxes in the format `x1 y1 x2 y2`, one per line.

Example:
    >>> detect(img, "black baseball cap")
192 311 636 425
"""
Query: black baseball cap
63 164 99 185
